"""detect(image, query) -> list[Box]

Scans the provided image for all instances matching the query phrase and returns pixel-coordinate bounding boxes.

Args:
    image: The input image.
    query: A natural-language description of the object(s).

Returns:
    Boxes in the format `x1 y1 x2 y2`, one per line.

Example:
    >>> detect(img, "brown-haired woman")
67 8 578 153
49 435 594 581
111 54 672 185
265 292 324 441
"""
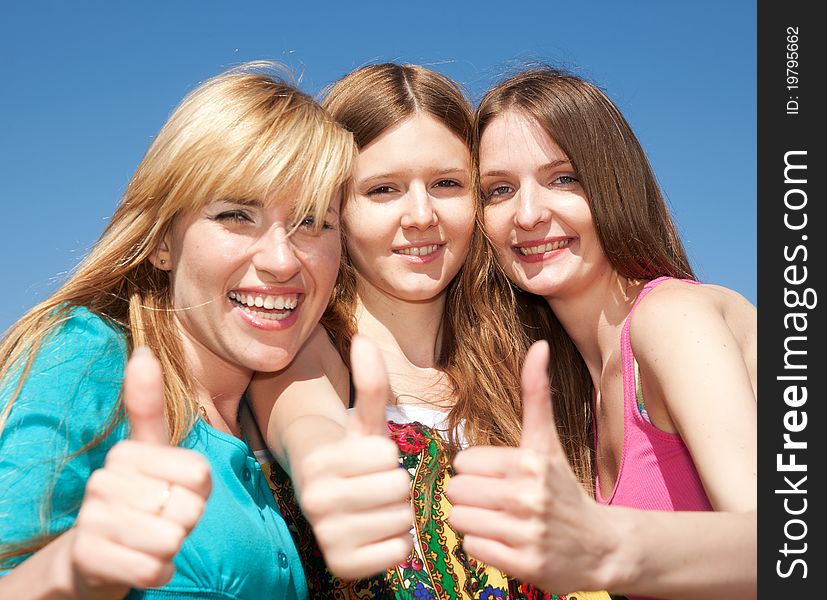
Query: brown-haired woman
248 64 611 600
447 66 757 600
0 61 354 599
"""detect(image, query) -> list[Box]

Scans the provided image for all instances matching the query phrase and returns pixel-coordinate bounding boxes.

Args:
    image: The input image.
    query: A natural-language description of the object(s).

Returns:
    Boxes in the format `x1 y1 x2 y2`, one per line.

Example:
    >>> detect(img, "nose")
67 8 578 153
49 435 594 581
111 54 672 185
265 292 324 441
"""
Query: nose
251 227 302 282
515 183 552 231
400 184 438 230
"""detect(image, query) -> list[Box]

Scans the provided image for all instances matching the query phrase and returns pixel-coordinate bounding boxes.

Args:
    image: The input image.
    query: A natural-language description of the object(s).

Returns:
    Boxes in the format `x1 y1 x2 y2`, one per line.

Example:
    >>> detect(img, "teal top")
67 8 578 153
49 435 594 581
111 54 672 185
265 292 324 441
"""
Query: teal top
0 307 307 600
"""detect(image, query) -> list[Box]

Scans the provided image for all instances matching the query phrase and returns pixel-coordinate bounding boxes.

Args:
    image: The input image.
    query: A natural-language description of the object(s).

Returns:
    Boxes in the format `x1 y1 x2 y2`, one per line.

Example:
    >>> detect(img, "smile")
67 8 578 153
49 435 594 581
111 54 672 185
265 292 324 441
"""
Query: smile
516 238 571 256
228 291 299 321
393 244 443 257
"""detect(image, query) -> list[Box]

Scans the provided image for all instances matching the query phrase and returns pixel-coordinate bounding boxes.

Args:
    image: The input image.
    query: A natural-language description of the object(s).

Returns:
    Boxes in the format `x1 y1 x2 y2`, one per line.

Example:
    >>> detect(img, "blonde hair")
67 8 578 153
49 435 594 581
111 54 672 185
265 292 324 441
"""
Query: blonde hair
474 66 697 491
319 63 535 452
0 61 355 561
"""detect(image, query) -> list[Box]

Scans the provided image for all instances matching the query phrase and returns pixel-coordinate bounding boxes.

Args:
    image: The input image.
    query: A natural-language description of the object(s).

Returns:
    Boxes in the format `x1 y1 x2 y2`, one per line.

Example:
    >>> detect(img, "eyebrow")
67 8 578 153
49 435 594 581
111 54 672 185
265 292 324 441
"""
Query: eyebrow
358 167 469 184
481 159 572 179
213 197 264 208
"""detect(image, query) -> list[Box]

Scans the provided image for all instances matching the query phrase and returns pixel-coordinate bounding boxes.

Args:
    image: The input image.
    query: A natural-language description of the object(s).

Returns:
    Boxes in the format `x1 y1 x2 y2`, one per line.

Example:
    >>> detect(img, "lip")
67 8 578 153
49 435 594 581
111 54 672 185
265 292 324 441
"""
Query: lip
512 237 574 263
392 242 446 264
228 286 304 331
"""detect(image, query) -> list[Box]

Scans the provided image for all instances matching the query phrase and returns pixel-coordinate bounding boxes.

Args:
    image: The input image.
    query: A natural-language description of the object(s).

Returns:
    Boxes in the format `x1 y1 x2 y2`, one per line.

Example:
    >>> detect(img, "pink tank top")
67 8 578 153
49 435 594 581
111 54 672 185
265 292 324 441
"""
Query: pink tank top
595 277 713 513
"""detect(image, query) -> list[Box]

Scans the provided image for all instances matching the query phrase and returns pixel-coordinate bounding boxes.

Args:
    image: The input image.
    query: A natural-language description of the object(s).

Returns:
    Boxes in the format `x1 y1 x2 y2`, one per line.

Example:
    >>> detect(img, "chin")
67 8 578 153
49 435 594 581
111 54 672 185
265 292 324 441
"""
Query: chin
402 288 446 303
245 346 297 374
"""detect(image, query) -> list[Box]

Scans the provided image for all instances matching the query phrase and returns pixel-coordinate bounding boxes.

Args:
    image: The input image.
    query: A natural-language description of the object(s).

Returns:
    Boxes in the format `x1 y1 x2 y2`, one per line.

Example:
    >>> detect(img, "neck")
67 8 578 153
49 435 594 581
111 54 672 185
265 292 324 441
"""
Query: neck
544 273 643 384
355 279 447 368
355 278 452 410
177 327 252 438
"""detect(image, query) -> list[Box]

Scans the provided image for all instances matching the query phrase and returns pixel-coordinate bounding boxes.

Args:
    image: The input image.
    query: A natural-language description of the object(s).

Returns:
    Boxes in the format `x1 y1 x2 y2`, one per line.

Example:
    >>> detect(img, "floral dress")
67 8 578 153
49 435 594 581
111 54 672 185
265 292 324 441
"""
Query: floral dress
261 412 616 600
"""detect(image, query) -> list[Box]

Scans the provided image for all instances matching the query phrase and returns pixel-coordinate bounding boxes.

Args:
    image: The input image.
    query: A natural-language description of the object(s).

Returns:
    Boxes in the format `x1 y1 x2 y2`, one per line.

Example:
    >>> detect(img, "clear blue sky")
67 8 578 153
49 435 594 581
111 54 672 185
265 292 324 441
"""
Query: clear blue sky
0 1 756 333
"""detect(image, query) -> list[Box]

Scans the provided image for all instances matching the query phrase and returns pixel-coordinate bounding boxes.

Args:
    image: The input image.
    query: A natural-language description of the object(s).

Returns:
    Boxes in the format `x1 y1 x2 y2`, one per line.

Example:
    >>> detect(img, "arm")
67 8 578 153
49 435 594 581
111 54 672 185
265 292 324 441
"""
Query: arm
609 287 756 597
0 340 210 599
447 332 757 600
248 325 351 493
248 331 413 578
632 286 757 512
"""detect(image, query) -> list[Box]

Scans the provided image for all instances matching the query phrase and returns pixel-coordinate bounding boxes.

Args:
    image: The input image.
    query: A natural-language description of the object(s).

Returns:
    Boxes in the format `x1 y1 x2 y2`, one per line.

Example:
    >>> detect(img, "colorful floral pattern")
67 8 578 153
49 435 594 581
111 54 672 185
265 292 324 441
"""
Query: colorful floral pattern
262 419 615 600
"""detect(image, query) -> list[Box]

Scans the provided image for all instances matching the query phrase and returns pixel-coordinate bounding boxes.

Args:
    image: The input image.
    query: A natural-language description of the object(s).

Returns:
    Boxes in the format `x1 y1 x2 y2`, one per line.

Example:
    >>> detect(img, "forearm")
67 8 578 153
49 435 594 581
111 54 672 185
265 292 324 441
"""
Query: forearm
0 530 125 600
605 507 756 600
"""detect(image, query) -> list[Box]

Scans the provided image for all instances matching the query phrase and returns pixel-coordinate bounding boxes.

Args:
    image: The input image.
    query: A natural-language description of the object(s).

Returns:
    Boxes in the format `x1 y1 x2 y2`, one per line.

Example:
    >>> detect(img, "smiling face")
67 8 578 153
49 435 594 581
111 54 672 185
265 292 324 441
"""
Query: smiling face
157 195 341 375
344 113 474 303
480 110 612 300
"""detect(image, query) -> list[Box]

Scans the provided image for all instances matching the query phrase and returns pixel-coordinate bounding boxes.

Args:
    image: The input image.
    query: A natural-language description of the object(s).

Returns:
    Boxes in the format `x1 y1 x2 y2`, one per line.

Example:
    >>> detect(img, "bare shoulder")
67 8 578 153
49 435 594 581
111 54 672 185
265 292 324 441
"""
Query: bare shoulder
634 279 753 323
630 280 757 390
630 280 755 347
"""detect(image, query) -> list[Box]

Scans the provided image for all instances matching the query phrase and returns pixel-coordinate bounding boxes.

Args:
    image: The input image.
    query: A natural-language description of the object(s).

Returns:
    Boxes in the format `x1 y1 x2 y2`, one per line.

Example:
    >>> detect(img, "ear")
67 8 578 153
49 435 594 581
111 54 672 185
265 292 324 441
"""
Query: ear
149 237 172 271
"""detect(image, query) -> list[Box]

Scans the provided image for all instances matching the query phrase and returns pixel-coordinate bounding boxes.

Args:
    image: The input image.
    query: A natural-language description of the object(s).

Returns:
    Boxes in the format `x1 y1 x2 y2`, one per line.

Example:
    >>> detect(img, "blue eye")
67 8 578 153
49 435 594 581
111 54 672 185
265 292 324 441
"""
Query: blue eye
553 175 579 185
486 185 514 200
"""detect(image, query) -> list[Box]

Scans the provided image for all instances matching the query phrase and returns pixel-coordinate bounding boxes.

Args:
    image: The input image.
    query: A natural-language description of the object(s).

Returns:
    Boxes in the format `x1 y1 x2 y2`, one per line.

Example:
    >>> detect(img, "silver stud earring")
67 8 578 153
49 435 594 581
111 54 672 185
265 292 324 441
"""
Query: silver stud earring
160 259 166 265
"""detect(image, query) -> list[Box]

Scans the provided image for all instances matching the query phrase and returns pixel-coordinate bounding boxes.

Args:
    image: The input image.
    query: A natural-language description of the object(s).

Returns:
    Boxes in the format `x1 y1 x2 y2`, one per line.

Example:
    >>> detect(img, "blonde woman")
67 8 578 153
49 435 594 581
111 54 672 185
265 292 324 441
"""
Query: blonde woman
0 62 355 599
249 64 611 600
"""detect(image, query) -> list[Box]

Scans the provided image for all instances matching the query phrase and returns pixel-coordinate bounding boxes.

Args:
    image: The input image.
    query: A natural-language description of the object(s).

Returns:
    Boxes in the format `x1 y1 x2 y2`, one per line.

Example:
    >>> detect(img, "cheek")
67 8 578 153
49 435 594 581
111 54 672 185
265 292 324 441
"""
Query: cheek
442 200 475 244
483 209 510 248
304 236 342 291
343 206 382 252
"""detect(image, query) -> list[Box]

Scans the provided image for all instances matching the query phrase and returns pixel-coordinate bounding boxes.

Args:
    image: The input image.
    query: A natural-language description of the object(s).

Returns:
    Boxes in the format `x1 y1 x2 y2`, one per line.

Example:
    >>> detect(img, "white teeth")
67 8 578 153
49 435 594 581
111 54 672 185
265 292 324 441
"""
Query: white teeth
395 244 440 257
228 292 300 312
518 239 571 256
238 305 293 320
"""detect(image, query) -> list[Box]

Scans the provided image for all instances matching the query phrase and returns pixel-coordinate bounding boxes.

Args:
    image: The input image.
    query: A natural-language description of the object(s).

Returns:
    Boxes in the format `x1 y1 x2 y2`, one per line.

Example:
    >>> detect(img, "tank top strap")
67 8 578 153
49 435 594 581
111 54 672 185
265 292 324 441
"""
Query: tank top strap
620 276 700 418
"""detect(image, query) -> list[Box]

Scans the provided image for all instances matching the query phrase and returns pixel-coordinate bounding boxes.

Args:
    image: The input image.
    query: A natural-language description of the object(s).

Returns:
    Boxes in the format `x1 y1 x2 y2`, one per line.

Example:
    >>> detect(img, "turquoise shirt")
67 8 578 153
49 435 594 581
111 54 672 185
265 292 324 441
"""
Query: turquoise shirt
0 307 307 600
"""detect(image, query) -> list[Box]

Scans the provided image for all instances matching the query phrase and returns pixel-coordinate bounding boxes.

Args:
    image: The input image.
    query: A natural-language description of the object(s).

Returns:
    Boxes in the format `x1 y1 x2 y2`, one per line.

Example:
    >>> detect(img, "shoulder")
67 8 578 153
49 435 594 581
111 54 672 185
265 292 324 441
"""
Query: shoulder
630 279 752 341
628 280 756 387
2 306 128 423
37 306 128 371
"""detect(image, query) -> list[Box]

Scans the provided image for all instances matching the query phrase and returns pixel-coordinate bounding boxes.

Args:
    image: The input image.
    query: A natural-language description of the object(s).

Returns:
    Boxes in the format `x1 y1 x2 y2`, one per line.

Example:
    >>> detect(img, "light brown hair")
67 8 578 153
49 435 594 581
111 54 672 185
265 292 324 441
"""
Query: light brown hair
320 63 535 452
0 61 356 564
474 66 696 490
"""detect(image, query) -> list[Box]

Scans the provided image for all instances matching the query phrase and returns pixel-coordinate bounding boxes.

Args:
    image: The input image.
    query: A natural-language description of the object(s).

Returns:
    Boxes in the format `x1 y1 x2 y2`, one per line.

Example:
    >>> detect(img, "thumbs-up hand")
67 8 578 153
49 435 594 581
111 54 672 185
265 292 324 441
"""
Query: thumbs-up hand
68 347 212 594
446 341 611 595
298 335 413 580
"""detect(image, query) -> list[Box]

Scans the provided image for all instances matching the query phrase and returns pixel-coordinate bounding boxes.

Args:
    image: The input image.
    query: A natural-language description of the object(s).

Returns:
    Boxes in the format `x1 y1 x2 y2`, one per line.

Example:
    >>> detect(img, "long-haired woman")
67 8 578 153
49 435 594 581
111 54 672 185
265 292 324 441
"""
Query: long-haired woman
249 63 612 600
0 61 355 599
447 66 757 600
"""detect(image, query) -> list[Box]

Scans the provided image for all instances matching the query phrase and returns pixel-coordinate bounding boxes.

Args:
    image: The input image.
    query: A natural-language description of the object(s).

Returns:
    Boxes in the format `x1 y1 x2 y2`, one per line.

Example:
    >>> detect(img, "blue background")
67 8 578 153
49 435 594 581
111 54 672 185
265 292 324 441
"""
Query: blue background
0 1 756 333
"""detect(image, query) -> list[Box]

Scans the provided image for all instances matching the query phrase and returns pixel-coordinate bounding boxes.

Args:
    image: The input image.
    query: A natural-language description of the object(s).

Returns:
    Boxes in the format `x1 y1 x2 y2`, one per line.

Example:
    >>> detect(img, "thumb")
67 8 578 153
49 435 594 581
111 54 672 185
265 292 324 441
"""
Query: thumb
124 346 170 445
347 334 391 437
519 340 560 455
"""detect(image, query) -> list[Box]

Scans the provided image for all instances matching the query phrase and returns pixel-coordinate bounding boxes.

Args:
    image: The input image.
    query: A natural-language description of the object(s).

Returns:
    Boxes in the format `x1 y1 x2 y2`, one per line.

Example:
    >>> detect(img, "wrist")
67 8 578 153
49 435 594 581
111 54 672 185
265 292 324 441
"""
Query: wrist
44 530 80 600
592 504 644 594
49 529 125 600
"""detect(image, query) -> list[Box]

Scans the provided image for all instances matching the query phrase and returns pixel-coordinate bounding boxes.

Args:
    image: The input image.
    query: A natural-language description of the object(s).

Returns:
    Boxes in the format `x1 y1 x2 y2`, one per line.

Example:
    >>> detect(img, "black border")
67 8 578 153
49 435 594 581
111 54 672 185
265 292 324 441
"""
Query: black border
757 1 824 596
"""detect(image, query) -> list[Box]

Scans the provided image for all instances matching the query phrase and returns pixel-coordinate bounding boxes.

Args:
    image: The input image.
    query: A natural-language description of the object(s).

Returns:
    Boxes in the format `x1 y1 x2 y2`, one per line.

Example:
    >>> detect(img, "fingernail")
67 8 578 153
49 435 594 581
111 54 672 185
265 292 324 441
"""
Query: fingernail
133 346 153 358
